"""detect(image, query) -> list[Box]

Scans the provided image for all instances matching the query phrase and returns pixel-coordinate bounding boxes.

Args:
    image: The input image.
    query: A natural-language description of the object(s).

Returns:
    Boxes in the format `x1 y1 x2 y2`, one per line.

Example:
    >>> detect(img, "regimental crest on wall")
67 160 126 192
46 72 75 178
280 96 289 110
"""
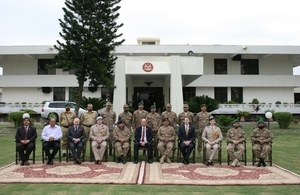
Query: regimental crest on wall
142 62 154 72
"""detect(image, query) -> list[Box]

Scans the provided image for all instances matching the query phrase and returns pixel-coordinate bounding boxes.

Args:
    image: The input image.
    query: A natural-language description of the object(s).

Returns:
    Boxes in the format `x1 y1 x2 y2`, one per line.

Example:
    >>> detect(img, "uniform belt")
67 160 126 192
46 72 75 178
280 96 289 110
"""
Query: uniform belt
62 125 69 128
84 125 92 128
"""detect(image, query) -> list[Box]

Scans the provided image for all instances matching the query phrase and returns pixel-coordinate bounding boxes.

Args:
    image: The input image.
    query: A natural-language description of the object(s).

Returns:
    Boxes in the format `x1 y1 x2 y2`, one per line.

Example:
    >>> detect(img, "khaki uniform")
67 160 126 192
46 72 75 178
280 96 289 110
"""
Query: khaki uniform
59 111 76 151
101 109 116 152
132 109 148 128
251 127 273 159
90 124 109 161
146 112 161 137
118 112 133 130
80 110 97 150
113 126 132 157
157 125 176 157
178 111 194 125
202 125 223 161
194 111 212 152
161 111 177 128
226 127 246 161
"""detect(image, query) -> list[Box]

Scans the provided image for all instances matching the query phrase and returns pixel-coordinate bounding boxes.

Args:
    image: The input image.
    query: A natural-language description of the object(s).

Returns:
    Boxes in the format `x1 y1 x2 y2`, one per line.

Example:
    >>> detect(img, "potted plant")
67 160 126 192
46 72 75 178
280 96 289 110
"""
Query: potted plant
237 110 250 122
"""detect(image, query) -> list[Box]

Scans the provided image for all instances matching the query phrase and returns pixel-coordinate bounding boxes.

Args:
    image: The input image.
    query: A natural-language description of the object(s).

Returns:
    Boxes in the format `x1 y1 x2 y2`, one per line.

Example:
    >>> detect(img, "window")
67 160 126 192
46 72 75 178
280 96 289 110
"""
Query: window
183 87 195 102
231 87 243 103
53 87 65 101
214 59 227 74
38 59 56 75
214 87 227 103
69 87 78 102
241 59 259 75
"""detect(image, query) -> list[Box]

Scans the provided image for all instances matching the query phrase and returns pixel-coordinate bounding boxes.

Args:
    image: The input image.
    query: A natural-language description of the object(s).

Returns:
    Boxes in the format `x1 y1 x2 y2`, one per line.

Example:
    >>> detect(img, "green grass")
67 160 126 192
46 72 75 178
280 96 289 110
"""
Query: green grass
1 123 300 194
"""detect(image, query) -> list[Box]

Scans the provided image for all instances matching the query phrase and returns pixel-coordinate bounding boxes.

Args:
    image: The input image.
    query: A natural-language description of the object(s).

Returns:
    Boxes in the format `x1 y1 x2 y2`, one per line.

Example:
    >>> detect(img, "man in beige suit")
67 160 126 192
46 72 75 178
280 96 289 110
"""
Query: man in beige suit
90 116 109 165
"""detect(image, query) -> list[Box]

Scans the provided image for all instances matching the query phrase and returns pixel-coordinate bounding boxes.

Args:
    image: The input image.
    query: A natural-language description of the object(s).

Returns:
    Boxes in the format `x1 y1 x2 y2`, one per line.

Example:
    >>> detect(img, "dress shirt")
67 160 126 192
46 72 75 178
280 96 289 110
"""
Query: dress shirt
41 124 63 141
140 126 147 143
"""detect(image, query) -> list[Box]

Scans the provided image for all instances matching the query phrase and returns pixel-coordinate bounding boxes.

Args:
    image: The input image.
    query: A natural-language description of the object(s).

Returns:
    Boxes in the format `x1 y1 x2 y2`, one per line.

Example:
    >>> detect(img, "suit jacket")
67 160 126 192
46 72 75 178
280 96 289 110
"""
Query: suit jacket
178 124 196 144
67 125 86 142
15 125 37 143
135 125 152 143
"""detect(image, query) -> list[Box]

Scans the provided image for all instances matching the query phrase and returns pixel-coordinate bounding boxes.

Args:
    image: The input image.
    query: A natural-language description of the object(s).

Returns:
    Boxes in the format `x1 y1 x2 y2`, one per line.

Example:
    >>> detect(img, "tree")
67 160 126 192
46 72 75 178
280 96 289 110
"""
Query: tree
187 95 219 113
52 0 124 115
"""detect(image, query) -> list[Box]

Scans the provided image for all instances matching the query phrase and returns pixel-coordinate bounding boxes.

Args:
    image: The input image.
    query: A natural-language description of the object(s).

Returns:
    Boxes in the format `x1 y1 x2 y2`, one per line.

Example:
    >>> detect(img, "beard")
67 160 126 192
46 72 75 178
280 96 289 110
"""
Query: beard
66 108 70 111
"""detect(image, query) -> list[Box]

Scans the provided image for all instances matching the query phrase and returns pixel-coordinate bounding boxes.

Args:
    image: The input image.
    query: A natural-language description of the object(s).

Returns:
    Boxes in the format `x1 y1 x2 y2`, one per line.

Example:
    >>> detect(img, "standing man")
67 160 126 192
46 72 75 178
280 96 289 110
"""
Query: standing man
81 103 97 153
100 101 116 156
178 117 196 165
202 116 223 166
113 119 132 164
59 102 76 157
15 113 37 166
161 103 177 128
118 104 133 131
226 118 246 167
146 103 161 156
194 104 212 154
67 118 86 164
132 100 148 129
178 104 194 126
90 116 109 165
157 118 176 164
41 117 63 165
251 118 273 167
134 118 153 164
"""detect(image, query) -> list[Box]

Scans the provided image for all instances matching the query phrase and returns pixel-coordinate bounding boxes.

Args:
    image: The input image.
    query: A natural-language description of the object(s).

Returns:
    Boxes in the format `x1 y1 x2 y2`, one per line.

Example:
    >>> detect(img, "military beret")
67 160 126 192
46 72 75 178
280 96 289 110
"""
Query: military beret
232 117 239 123
166 103 172 108
183 104 189 108
138 100 144 105
257 118 265 124
201 104 206 108
123 104 129 108
150 102 156 109
65 101 71 106
106 101 112 106
117 119 124 124
162 118 169 122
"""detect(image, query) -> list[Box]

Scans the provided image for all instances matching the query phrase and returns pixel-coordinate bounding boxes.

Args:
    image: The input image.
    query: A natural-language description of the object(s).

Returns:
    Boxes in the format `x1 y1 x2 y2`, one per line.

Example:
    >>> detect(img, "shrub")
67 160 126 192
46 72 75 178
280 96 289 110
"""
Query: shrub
252 98 259 104
274 112 292 129
187 95 219 114
216 115 234 136
8 109 36 127
80 96 106 111
275 101 282 104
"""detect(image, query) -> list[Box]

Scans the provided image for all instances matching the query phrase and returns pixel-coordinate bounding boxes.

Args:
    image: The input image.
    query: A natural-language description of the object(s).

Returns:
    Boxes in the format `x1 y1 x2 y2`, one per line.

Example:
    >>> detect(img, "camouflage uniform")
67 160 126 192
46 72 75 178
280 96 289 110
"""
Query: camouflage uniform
80 110 97 152
113 126 132 158
146 112 161 138
101 106 116 154
194 111 212 152
251 127 273 160
157 124 176 163
226 126 246 163
59 111 76 152
118 111 133 130
161 111 177 128
177 104 194 125
132 109 148 128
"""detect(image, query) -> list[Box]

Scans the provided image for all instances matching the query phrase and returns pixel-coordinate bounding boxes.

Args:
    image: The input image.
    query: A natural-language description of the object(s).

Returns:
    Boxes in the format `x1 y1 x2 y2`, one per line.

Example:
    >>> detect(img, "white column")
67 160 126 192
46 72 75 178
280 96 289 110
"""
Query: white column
113 56 126 117
170 56 183 115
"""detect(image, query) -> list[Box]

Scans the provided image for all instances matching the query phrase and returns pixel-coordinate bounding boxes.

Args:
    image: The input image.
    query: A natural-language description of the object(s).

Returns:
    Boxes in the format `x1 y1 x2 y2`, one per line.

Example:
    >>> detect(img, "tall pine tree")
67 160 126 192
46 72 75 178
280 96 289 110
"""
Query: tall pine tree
53 0 124 114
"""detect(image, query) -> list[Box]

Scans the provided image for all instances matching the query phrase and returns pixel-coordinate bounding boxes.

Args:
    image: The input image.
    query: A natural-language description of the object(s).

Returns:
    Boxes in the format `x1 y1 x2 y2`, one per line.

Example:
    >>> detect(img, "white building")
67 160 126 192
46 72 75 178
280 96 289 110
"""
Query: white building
1 38 300 115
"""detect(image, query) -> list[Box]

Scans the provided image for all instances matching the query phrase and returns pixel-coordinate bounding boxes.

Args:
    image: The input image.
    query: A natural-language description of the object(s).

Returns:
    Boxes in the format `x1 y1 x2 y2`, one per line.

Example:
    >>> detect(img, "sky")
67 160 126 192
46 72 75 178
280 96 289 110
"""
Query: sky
0 0 300 74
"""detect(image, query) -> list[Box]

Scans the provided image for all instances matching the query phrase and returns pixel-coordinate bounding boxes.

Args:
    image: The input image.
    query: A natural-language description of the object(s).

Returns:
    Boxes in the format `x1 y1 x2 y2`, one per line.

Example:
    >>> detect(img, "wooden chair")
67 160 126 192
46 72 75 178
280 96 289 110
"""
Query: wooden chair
177 140 196 163
252 141 272 166
41 140 61 164
90 139 108 162
227 140 247 166
15 141 36 165
66 139 85 162
202 141 222 165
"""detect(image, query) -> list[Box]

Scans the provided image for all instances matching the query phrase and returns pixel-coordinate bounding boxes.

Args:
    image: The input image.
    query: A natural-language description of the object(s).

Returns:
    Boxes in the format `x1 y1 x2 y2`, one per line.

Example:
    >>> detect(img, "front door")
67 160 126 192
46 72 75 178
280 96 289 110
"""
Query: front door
133 87 164 113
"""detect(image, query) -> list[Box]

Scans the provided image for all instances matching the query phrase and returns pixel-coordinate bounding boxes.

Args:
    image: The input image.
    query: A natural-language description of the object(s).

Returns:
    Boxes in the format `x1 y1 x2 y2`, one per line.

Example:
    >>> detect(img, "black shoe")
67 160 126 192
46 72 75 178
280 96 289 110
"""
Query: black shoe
50 159 54 165
186 159 190 164
122 157 126 164
206 160 211 166
62 153 66 157
20 161 25 166
116 157 121 163
183 160 188 165
46 159 51 165
210 161 214 166
262 160 267 167
24 161 30 166
134 159 138 164
148 159 153 164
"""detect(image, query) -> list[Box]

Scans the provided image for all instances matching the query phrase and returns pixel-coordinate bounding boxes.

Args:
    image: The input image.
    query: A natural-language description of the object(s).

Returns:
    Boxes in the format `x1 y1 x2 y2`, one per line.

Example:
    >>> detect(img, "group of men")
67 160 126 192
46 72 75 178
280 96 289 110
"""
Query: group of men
15 101 273 168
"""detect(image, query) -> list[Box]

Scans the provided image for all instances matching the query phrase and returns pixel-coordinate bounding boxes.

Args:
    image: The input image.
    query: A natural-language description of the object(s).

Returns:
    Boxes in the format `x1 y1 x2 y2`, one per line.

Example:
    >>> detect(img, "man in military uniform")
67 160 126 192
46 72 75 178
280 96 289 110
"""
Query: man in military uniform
251 118 273 167
194 104 212 154
90 116 109 165
146 103 161 156
202 116 223 166
132 100 148 129
226 118 246 167
157 118 176 164
178 104 194 125
118 104 133 131
80 103 97 153
59 102 76 157
100 101 116 156
161 103 177 128
113 119 132 164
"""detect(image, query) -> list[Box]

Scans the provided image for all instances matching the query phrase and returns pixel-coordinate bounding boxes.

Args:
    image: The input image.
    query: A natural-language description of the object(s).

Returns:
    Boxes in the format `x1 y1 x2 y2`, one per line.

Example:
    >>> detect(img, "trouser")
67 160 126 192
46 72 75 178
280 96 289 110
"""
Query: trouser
205 143 219 161
115 141 130 157
197 130 204 153
227 143 245 161
134 142 152 160
16 142 35 162
68 141 83 159
61 127 68 151
43 141 60 160
180 142 195 161
108 129 113 153
252 144 271 159
91 140 107 161
83 126 91 153
157 141 174 157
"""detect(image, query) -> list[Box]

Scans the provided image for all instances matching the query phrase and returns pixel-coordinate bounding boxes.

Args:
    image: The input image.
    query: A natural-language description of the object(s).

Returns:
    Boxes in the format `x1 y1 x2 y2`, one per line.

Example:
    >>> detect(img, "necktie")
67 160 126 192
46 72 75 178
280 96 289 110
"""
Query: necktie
24 126 28 140
75 126 78 132
185 125 189 136
142 127 145 142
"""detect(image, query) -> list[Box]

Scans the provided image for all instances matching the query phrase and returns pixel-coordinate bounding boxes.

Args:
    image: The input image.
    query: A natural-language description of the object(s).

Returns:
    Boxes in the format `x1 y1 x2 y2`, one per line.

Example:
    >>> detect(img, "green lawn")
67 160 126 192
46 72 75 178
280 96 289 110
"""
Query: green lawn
1 123 300 195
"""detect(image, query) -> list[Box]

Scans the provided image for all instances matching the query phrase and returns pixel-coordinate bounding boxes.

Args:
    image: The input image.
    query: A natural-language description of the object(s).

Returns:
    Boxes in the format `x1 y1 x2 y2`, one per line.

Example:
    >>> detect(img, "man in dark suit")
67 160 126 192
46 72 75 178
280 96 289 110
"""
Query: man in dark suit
15 113 37 166
178 117 196 165
134 118 153 164
67 118 86 164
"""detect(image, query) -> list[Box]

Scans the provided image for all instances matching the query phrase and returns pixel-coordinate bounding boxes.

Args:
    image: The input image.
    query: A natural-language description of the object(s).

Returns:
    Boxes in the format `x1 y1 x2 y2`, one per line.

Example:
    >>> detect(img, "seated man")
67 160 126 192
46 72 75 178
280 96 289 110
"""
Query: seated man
202 116 223 166
226 118 246 167
41 117 62 165
134 118 153 164
113 119 132 164
178 117 196 165
67 118 86 164
157 118 176 164
90 116 109 165
15 113 37 166
251 118 273 167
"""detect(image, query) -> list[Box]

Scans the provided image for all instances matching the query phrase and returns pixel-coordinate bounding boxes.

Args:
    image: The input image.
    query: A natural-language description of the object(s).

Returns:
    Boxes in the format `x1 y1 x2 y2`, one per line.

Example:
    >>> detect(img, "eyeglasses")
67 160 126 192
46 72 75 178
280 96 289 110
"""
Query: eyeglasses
166 107 171 108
